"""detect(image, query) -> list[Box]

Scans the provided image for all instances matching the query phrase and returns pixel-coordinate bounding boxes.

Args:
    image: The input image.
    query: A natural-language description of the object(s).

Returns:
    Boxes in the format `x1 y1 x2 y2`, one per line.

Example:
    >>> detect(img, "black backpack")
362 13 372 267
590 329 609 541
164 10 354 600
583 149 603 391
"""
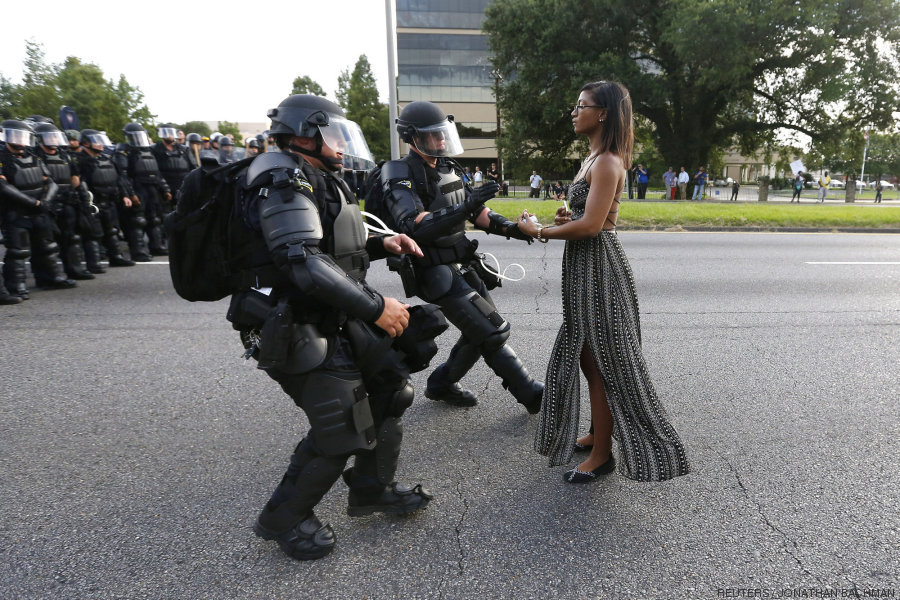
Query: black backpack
163 156 255 302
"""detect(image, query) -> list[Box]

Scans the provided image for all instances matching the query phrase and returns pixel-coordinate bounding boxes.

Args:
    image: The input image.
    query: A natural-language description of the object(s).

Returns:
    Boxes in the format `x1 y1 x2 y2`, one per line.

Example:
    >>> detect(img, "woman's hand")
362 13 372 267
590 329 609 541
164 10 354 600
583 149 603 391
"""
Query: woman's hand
554 206 572 226
517 210 540 238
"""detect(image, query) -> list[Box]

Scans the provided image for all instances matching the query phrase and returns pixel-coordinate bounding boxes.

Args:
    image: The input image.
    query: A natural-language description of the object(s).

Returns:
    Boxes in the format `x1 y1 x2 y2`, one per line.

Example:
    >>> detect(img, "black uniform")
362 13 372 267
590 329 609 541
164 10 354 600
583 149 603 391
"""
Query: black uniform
151 141 191 201
77 149 135 267
380 150 543 412
114 143 170 258
0 146 75 297
226 150 436 560
33 145 95 279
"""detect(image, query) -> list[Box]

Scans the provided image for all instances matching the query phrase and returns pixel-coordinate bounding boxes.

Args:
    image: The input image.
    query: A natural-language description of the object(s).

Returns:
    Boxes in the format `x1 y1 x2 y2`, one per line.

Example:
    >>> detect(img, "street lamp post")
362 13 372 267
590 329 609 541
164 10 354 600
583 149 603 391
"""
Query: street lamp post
491 69 503 180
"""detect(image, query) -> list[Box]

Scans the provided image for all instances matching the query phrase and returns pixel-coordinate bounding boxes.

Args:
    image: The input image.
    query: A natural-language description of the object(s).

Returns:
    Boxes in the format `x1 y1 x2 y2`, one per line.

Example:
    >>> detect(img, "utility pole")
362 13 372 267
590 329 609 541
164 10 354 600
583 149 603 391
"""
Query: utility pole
860 127 870 188
385 0 399 160
491 69 503 179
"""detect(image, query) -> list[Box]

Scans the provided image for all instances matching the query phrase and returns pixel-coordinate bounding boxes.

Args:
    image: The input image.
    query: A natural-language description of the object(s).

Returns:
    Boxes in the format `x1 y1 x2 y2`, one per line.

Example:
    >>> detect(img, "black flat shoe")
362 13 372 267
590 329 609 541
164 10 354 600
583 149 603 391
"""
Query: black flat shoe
573 441 593 453
563 455 616 484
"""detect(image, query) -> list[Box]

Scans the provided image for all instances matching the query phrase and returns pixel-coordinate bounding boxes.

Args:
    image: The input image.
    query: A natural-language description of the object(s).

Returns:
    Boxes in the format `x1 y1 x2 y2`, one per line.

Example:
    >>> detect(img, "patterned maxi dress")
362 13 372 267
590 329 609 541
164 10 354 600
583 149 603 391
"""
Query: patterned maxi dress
534 178 689 481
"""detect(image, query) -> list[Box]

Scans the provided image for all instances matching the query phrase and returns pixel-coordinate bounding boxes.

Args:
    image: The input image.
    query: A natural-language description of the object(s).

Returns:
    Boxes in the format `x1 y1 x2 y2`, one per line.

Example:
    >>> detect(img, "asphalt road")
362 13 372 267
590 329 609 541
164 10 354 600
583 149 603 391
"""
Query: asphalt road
1 232 897 600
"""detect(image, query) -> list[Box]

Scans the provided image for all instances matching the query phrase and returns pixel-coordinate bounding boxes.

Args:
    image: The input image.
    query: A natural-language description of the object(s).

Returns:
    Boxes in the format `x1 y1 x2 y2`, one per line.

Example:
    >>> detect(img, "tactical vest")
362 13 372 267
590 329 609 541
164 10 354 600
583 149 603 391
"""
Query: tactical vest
6 152 46 199
419 159 468 249
127 147 163 184
38 150 74 195
85 154 120 197
302 164 370 282
154 144 191 178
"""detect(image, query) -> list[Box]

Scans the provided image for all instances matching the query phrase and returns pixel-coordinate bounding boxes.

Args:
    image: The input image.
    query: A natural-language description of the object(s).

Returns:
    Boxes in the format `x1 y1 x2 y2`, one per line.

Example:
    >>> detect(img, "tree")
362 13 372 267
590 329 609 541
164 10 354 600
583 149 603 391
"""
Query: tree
292 75 326 97
336 55 389 161
483 0 900 175
181 121 212 136
0 74 23 120
217 120 242 144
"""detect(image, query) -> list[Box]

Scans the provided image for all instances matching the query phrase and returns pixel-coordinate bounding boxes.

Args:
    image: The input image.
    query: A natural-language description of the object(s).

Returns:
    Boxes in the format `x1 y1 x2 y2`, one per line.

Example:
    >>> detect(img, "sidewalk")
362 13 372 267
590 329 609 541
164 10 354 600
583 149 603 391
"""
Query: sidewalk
632 186 897 205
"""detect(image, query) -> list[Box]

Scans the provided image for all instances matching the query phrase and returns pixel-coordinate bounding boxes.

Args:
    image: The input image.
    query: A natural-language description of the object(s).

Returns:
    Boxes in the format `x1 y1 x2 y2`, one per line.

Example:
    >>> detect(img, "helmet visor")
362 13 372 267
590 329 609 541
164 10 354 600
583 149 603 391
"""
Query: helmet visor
127 130 151 147
319 117 375 171
86 132 113 147
4 128 36 147
157 127 178 140
38 131 68 147
410 120 463 157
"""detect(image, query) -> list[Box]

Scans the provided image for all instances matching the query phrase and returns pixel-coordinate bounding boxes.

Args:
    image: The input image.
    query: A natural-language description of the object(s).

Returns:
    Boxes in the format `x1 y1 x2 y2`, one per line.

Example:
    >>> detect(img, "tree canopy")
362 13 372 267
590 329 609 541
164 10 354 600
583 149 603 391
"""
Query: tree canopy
336 55 390 162
0 41 155 136
291 75 326 97
484 0 900 176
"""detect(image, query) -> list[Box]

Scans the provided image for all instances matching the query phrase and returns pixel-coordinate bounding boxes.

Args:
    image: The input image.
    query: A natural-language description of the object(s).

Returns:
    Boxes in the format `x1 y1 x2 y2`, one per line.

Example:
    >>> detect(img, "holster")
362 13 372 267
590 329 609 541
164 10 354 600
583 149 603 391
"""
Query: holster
387 254 420 298
256 298 293 369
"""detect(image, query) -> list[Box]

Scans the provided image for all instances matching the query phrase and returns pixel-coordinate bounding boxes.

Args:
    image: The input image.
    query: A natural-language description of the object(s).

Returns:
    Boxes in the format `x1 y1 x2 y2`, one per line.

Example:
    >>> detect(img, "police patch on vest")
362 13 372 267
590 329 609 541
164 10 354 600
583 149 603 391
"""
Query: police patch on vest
294 179 314 195
398 179 412 188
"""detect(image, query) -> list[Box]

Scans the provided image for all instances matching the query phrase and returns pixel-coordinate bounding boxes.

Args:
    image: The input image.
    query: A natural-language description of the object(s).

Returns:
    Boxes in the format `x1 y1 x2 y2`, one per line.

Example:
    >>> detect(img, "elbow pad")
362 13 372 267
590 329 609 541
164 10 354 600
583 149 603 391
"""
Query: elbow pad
286 245 384 322
0 179 39 210
411 203 469 243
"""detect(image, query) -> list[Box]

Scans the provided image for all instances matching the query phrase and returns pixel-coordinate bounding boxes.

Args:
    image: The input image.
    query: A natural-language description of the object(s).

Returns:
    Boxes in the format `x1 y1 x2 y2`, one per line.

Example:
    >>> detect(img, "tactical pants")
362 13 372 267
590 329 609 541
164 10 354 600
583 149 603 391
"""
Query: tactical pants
56 201 91 277
133 182 167 255
257 332 412 532
117 196 150 260
1 209 68 294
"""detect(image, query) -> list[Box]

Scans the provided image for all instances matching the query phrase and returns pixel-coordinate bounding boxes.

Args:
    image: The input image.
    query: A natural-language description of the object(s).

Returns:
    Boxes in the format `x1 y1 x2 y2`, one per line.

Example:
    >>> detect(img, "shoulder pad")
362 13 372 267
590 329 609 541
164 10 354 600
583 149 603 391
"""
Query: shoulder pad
381 159 411 181
246 151 301 187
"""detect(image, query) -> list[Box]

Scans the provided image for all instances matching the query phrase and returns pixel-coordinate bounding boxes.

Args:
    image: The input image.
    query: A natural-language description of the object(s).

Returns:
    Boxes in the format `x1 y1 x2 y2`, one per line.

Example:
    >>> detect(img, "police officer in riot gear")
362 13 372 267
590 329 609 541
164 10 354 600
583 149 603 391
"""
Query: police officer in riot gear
33 122 95 280
380 100 543 412
222 95 437 561
115 122 171 258
151 124 192 199
77 129 135 268
246 138 262 157
185 133 203 170
0 119 76 297
217 135 235 164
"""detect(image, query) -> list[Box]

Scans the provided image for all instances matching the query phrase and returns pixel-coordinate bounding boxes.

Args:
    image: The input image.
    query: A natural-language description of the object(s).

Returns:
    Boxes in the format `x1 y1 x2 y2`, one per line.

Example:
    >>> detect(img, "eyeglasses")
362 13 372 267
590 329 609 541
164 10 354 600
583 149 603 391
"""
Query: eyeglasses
572 104 604 112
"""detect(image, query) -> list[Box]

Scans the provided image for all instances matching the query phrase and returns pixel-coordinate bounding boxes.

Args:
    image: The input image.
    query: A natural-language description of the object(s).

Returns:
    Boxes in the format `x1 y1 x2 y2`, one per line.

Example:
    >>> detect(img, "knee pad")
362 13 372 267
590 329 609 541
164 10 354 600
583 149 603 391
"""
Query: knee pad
386 382 414 418
441 289 509 347
290 370 376 456
134 216 148 228
69 233 82 245
6 247 31 260
481 326 511 352
419 265 455 301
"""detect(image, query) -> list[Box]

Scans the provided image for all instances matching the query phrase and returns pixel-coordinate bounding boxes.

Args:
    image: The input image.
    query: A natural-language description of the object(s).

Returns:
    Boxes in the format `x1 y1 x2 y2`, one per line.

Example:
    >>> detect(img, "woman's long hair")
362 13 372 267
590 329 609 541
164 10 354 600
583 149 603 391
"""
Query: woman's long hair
581 81 634 170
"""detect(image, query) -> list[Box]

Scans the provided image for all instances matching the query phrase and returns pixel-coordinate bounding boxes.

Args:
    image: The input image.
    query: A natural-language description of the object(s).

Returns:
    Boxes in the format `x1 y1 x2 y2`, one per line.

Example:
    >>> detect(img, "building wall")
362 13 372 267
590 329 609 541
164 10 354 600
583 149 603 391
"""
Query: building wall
396 0 498 166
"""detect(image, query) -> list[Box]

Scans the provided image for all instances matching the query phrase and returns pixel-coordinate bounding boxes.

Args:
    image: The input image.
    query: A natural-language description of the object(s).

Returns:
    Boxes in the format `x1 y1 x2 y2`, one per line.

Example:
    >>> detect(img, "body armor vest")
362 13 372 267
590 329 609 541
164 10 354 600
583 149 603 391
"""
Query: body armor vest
85 154 120 197
422 161 468 248
38 150 74 194
6 153 46 199
155 145 190 178
302 164 370 282
128 147 163 184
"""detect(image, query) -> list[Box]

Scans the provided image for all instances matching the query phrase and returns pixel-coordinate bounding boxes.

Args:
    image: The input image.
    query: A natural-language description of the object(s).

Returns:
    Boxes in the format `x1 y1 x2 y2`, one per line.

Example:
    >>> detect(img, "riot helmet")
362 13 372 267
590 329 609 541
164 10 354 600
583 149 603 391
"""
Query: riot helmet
267 94 375 171
246 138 261 156
123 122 151 147
34 122 68 148
396 101 463 157
186 132 203 145
65 129 81 142
80 129 113 152
1 120 36 150
218 135 234 163
157 124 178 142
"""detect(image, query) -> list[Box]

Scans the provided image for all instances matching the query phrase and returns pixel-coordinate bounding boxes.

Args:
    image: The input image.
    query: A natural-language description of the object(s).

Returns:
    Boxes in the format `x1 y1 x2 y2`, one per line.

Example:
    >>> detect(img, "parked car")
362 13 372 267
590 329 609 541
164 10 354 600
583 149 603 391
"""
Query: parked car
713 177 734 186
829 179 846 189
854 180 867 190
878 180 894 190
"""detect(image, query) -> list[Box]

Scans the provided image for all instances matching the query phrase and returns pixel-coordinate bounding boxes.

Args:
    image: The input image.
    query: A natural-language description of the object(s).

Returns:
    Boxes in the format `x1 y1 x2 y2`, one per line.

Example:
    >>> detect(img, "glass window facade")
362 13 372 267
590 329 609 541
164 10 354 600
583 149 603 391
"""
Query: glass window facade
398 33 494 103
397 0 491 29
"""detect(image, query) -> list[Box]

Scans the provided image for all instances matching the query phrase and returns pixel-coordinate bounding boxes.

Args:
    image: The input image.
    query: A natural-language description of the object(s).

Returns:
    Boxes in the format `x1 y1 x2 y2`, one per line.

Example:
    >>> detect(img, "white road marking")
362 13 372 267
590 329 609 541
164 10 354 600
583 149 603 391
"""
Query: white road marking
806 261 900 265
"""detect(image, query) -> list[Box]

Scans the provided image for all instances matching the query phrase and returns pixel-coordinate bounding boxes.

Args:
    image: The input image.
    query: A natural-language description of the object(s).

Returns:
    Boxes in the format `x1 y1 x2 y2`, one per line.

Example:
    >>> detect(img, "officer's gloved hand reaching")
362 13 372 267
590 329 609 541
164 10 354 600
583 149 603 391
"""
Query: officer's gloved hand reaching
464 181 499 217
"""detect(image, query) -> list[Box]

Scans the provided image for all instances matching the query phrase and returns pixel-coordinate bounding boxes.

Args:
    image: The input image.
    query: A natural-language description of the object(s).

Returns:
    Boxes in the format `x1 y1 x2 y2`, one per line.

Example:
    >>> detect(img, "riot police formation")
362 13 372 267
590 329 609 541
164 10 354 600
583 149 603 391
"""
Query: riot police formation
32 122 96 281
0 119 77 300
76 129 136 269
151 124 192 202
115 122 173 258
223 94 435 560
378 100 544 413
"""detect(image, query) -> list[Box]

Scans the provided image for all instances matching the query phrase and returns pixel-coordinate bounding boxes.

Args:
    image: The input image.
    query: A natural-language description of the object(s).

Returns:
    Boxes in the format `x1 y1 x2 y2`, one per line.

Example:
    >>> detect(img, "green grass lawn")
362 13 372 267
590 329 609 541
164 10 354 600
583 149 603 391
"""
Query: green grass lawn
476 199 900 229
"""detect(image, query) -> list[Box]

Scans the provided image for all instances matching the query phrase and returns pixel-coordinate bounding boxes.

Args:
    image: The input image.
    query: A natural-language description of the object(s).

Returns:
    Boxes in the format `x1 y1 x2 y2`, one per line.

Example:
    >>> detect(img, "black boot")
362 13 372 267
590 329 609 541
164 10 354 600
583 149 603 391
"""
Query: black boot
483 344 544 414
148 224 168 256
0 272 22 305
64 240 95 280
424 341 481 406
254 512 335 561
104 237 135 267
84 241 106 274
342 469 432 517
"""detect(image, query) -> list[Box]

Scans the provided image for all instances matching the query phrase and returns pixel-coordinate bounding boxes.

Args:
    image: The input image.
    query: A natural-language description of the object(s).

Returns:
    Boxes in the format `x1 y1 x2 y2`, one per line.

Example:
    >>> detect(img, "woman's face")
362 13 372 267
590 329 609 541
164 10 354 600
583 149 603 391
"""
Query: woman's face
571 91 607 136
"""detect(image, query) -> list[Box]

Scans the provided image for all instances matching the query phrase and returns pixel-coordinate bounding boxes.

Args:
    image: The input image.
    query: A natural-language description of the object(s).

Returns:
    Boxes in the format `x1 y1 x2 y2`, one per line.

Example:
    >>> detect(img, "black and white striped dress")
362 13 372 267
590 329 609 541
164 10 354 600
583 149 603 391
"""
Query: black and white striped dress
534 178 689 481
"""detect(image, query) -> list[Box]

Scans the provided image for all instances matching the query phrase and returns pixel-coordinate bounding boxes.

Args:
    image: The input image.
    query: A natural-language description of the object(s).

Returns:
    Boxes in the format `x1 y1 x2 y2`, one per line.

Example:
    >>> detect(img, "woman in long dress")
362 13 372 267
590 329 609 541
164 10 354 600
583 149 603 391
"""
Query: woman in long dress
516 81 689 483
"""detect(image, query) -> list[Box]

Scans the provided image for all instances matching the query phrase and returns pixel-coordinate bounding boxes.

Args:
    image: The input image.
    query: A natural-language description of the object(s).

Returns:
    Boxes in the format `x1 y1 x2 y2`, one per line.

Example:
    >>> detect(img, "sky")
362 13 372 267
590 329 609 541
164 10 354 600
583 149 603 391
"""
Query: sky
0 0 394 125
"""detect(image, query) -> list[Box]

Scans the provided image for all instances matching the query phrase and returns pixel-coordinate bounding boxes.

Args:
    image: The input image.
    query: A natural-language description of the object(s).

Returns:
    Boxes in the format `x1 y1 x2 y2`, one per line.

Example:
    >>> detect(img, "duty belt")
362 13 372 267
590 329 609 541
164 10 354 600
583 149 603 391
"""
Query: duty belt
412 237 477 268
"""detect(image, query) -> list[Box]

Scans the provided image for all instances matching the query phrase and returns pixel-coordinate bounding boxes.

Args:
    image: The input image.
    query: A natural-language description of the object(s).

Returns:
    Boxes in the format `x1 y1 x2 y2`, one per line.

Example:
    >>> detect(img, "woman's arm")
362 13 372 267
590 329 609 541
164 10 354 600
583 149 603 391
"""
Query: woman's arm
518 154 622 241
